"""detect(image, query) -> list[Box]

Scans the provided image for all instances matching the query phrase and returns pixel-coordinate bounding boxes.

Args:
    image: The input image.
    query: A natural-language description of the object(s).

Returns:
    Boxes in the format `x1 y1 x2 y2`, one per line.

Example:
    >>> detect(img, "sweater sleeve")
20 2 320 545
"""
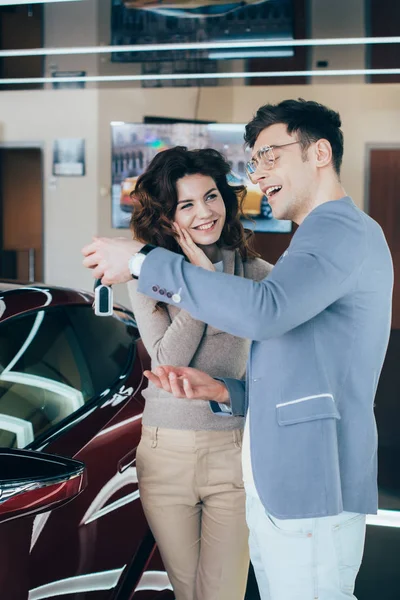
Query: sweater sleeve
127 279 206 367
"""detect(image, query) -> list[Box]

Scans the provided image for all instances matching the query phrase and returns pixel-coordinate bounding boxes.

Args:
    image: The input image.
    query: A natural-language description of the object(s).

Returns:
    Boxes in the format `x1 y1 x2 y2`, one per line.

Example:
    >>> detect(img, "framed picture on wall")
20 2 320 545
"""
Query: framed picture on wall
111 121 292 233
52 138 85 176
51 71 86 90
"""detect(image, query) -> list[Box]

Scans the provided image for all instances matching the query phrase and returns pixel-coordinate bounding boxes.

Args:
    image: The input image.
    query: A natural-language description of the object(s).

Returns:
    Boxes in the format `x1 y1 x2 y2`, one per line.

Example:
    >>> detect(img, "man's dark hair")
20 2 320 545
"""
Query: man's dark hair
244 98 344 175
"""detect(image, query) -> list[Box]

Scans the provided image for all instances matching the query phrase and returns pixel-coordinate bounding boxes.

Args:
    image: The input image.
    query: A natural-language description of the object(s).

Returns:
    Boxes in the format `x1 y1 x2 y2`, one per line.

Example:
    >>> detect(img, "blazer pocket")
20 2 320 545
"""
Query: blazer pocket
277 394 340 426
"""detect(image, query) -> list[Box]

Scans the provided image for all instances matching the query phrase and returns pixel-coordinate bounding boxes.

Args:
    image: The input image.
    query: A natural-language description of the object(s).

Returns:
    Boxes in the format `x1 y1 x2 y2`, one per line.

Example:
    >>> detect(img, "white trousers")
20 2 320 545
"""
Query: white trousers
246 485 366 600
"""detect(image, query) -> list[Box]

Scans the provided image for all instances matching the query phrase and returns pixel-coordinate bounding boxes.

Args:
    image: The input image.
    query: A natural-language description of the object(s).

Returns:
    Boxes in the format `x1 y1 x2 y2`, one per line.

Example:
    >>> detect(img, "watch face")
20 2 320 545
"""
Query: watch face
128 254 139 277
128 255 136 275
129 252 146 278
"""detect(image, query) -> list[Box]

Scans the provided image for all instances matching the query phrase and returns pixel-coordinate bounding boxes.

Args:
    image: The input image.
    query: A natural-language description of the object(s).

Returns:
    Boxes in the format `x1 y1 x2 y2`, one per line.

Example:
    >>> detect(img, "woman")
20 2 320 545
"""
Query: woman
128 146 272 600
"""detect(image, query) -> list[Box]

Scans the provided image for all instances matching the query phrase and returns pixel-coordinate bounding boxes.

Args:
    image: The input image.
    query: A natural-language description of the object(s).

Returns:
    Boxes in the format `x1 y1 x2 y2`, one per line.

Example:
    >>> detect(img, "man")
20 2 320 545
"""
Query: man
82 99 393 600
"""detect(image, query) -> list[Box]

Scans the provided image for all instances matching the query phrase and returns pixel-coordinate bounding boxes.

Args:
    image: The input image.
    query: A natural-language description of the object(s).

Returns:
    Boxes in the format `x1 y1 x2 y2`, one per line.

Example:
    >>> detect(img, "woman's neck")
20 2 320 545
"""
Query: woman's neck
199 243 222 263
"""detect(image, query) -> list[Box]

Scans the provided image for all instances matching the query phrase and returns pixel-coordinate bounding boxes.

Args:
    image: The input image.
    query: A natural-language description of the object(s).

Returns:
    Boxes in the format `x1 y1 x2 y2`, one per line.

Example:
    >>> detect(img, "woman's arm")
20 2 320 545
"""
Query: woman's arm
127 279 206 367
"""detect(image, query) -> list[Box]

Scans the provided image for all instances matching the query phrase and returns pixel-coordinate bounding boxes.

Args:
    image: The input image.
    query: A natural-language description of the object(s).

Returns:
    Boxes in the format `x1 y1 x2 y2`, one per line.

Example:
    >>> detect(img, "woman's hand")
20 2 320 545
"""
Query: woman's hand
173 223 215 271
144 365 230 404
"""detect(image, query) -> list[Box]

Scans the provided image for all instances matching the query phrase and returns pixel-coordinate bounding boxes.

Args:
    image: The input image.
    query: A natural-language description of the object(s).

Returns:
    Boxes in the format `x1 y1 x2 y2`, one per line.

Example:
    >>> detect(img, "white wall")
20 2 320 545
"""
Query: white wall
311 0 365 45
44 0 99 83
310 0 366 83
0 89 99 292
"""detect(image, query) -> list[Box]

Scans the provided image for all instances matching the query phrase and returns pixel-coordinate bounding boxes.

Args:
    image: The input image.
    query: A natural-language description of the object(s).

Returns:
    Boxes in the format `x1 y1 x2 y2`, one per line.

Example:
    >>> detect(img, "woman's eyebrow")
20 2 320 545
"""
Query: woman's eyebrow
177 187 217 204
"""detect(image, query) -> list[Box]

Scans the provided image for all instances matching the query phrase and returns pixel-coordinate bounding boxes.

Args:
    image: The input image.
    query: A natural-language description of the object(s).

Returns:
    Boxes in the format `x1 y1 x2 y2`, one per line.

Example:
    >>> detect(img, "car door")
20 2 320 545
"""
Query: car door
0 297 164 600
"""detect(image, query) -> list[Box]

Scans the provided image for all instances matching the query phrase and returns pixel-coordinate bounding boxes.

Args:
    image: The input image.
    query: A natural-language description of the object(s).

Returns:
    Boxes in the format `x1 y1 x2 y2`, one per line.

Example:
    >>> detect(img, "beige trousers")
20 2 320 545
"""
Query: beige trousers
136 426 250 600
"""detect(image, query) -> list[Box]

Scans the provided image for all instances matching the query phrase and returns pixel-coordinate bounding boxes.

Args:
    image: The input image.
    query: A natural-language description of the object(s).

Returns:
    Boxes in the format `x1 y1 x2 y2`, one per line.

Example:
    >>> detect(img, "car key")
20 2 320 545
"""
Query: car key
93 279 113 317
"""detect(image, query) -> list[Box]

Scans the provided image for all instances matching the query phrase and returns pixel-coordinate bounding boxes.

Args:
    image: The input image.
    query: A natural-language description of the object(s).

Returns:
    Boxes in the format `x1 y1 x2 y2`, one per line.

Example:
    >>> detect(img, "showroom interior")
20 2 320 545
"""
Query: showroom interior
0 1 399 599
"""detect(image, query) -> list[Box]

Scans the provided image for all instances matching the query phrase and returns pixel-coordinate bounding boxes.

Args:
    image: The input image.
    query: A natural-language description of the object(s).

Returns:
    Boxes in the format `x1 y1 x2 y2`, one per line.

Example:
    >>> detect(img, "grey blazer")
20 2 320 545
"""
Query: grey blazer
137 197 393 519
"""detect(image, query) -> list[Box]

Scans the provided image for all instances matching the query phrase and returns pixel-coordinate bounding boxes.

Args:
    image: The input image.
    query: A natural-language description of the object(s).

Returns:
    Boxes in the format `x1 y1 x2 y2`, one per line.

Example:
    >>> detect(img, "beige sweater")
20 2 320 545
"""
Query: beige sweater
128 248 273 430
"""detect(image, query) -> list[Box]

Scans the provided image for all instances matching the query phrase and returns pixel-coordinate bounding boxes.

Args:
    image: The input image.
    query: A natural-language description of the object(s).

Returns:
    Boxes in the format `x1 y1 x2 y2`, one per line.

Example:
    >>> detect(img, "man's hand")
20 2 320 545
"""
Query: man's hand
81 237 144 285
144 365 230 404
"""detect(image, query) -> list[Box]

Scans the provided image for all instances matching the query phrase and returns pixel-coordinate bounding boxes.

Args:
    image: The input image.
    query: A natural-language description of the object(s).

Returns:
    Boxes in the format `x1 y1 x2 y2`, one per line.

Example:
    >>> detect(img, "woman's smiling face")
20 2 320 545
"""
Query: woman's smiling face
174 174 226 246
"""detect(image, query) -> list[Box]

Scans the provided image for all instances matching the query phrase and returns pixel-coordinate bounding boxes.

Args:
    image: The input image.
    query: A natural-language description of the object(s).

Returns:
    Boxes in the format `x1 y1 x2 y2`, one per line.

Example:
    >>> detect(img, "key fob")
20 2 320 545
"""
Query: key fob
93 279 113 317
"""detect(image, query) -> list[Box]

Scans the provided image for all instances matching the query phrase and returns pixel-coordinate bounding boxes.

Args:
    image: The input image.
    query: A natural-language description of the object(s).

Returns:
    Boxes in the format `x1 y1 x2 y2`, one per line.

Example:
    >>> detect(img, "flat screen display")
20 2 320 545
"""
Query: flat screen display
111 121 292 233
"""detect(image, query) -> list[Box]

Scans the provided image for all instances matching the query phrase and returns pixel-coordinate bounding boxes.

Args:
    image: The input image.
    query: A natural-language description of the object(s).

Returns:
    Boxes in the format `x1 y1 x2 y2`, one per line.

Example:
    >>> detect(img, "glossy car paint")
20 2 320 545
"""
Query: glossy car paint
0 282 174 600
0 449 86 523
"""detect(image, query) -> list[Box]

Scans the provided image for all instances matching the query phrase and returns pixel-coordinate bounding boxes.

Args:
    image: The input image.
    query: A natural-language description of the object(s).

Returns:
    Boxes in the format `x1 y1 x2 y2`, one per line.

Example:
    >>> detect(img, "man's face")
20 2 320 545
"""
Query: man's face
251 123 316 223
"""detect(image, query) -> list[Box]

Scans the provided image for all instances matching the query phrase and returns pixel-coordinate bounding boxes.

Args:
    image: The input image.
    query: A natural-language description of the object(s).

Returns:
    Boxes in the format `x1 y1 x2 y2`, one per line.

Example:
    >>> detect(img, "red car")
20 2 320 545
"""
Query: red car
0 281 173 600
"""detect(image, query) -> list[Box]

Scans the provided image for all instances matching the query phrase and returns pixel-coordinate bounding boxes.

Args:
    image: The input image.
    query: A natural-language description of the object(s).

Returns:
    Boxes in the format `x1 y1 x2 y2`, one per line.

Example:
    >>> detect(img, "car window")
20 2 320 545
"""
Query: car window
0 305 137 449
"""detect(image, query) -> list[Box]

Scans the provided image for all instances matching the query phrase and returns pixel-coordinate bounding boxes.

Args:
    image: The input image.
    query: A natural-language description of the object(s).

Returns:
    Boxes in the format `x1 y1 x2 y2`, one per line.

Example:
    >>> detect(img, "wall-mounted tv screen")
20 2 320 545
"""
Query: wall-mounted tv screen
111 121 292 233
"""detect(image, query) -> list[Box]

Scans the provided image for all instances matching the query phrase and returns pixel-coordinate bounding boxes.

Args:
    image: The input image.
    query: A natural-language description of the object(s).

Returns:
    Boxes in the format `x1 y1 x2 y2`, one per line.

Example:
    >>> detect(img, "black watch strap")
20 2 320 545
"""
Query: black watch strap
140 243 156 256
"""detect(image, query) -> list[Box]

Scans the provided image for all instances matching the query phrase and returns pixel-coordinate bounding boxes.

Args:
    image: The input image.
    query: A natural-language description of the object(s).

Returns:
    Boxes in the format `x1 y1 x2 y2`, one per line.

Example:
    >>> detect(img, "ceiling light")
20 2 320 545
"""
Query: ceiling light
0 36 399 58
208 50 294 60
0 68 399 85
0 0 82 4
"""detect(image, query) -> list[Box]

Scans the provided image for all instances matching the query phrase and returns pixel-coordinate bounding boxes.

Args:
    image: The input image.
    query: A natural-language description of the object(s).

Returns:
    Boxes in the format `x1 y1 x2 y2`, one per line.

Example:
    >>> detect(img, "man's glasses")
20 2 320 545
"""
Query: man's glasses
245 141 300 183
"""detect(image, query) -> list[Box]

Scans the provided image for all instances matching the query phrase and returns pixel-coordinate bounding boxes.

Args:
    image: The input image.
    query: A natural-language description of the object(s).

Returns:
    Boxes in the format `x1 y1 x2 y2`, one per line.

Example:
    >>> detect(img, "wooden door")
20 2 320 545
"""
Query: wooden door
0 148 43 282
368 148 400 329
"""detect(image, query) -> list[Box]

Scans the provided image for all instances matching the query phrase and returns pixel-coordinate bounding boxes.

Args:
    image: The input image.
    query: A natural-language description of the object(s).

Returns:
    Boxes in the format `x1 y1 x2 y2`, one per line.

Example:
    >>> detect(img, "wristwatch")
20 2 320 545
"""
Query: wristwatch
128 244 155 279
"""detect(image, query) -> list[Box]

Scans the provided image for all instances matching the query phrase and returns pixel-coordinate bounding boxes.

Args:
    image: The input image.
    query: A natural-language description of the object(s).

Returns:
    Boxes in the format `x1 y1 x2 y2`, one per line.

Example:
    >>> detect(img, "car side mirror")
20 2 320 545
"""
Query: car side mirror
0 448 86 524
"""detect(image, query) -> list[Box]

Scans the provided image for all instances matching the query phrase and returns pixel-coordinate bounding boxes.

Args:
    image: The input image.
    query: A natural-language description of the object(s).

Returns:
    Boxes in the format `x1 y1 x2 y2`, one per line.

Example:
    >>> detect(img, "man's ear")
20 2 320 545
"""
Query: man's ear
314 139 332 169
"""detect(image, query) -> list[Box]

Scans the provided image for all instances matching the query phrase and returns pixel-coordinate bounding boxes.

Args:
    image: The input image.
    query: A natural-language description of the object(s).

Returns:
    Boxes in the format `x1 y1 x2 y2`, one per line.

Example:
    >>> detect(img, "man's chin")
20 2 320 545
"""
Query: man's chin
271 209 285 221
270 203 291 221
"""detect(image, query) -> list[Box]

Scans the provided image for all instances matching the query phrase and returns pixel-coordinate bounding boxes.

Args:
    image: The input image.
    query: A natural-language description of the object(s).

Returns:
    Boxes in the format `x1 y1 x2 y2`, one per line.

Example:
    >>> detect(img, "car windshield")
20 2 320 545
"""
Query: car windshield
0 304 137 449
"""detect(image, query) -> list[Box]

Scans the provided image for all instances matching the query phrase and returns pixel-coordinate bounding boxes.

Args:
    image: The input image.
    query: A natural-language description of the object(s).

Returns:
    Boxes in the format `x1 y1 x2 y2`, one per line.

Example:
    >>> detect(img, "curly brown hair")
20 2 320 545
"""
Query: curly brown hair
130 146 259 261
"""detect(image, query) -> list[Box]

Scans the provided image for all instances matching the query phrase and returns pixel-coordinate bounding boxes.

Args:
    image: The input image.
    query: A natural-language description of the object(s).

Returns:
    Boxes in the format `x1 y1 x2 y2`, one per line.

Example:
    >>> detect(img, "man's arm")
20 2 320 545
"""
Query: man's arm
138 202 366 341
127 280 206 367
